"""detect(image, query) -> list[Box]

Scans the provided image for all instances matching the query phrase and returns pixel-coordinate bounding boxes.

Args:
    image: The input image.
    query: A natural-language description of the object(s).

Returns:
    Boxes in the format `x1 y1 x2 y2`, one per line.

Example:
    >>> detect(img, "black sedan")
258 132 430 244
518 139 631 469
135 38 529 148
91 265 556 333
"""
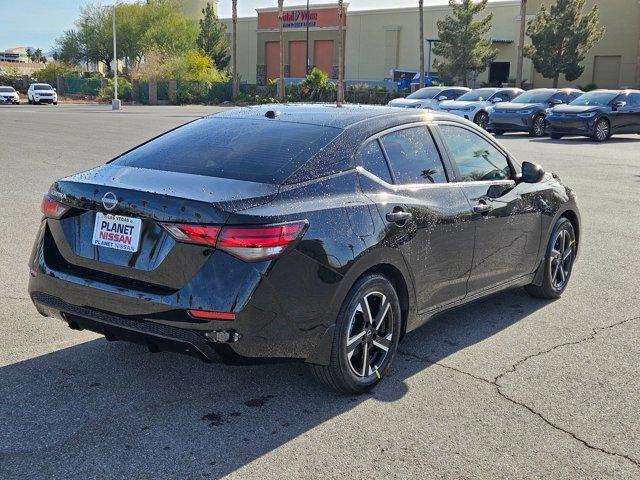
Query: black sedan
29 105 581 393
547 89 640 142
487 88 583 137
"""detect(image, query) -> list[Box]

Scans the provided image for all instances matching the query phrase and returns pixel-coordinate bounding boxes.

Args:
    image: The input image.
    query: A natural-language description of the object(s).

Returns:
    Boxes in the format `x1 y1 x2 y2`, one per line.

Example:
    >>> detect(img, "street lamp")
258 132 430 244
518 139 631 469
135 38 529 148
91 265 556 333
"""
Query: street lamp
104 4 121 110
425 38 440 81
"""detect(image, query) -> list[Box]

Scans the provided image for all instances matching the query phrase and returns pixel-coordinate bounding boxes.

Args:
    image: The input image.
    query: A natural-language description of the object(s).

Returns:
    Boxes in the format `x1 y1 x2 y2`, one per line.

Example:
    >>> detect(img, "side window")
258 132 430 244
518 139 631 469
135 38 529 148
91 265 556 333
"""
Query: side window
380 127 448 184
438 125 512 182
496 90 511 101
626 94 640 107
355 140 392 184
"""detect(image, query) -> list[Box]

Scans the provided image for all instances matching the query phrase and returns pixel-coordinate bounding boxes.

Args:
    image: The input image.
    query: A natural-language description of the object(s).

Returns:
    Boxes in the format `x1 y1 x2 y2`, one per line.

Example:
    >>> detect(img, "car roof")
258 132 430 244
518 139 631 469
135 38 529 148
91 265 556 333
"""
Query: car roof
590 89 640 94
213 103 469 130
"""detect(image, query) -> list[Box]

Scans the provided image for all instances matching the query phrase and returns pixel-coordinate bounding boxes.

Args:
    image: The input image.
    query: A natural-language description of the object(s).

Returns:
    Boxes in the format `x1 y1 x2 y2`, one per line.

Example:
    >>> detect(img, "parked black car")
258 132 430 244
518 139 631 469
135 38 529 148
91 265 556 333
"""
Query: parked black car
488 88 583 137
29 105 581 393
547 89 640 142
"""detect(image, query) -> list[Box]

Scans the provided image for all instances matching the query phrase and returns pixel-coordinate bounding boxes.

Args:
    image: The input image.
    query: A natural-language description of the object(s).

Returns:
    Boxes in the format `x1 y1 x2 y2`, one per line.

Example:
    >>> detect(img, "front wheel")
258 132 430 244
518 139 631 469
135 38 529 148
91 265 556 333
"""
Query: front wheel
525 217 576 299
530 114 546 137
591 118 610 142
474 111 489 130
310 274 401 394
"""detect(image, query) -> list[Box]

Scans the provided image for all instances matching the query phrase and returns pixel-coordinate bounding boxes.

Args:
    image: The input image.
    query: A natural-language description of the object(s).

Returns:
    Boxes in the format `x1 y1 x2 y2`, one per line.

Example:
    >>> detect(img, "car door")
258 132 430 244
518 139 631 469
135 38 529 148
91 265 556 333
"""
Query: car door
608 94 632 132
434 122 543 294
359 125 475 313
623 93 640 132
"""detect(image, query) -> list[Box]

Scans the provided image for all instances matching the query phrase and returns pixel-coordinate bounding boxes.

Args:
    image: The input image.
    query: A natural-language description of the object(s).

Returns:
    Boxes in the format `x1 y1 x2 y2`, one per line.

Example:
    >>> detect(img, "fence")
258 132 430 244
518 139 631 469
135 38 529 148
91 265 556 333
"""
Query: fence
63 77 103 96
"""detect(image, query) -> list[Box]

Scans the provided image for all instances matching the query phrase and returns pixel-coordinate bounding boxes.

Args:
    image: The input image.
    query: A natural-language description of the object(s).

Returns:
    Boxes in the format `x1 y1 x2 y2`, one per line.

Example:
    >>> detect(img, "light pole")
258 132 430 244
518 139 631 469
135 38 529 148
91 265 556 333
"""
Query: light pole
425 38 440 81
108 3 121 110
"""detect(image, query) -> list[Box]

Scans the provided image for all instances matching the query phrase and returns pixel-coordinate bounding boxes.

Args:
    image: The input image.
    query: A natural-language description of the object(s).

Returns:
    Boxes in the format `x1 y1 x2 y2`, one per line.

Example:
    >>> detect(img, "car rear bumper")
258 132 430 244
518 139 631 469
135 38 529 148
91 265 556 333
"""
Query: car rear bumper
28 220 340 364
32 291 225 362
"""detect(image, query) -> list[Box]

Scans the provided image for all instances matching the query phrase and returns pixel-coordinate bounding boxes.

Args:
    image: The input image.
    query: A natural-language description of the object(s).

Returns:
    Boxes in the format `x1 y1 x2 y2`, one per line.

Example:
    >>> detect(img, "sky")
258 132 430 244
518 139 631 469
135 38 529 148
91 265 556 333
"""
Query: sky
0 0 511 52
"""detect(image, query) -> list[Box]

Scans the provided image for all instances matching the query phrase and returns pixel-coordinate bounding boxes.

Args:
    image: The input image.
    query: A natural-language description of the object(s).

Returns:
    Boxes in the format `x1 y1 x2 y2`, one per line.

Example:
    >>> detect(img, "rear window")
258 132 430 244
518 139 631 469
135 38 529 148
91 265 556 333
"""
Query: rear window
111 117 340 184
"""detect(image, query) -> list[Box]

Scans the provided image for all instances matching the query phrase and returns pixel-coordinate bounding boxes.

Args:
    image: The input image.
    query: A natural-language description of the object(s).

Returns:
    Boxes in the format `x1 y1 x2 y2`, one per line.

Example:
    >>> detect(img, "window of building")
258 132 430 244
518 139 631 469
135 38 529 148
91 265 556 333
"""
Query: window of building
438 125 511 182
379 127 448 184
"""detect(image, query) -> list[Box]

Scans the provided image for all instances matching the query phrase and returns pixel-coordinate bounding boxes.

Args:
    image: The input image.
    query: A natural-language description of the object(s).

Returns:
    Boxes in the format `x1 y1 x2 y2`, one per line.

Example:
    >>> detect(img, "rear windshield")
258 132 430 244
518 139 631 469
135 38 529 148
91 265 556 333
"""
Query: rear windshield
110 117 340 184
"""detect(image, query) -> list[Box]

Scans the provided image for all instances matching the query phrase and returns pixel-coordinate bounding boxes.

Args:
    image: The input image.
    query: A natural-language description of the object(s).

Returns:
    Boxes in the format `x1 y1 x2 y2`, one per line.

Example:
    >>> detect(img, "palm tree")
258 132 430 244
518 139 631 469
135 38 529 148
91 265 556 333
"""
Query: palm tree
515 0 527 87
232 0 239 98
419 0 425 89
336 0 344 106
278 0 285 101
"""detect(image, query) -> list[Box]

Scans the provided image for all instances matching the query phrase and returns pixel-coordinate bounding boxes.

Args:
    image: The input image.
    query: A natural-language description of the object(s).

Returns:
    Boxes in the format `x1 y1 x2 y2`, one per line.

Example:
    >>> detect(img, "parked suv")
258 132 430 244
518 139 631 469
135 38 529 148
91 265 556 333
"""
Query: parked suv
28 83 58 105
388 86 470 110
0 86 20 104
438 87 523 129
488 88 582 136
547 89 640 142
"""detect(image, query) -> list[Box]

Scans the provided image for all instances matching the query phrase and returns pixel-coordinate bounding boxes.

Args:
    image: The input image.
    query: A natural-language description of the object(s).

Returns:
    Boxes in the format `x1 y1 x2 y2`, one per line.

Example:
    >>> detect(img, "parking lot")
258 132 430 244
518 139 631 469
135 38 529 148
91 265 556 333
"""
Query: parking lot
0 103 639 479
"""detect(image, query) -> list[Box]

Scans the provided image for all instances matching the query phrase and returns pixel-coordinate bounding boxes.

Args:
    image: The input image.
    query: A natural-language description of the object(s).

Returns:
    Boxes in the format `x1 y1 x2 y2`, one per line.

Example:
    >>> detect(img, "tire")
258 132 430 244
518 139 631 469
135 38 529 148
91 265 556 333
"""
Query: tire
525 217 576 299
493 129 505 136
474 111 489 130
529 114 546 137
310 273 402 394
550 133 563 140
53 102 58 105
591 118 610 142
28 98 32 105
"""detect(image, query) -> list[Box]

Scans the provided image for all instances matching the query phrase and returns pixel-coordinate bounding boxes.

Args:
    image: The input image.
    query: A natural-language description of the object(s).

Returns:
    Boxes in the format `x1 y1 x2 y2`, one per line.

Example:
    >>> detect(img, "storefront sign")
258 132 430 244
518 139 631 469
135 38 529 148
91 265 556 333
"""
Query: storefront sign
283 10 318 28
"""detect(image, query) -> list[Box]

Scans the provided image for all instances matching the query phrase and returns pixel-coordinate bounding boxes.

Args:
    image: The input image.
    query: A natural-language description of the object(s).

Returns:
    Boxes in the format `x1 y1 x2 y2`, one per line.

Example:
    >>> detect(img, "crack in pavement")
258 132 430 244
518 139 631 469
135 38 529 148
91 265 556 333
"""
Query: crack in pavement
398 313 640 470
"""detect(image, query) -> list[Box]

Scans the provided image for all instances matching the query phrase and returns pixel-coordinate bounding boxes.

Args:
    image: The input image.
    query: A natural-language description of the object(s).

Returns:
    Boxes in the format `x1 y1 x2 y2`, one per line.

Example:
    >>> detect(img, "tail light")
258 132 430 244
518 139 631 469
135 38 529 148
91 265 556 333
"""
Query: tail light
161 221 307 262
41 195 70 219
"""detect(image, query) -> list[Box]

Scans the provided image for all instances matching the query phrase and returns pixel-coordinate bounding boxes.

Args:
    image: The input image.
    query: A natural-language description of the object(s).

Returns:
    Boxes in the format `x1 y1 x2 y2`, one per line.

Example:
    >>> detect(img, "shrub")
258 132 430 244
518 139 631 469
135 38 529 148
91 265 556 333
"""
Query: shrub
32 61 80 84
97 77 133 102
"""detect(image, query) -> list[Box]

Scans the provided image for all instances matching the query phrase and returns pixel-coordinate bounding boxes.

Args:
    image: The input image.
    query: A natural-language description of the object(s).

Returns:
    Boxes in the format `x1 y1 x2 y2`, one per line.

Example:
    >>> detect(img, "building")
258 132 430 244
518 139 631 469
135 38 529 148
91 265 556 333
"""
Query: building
0 47 30 63
181 0 216 19
222 0 640 89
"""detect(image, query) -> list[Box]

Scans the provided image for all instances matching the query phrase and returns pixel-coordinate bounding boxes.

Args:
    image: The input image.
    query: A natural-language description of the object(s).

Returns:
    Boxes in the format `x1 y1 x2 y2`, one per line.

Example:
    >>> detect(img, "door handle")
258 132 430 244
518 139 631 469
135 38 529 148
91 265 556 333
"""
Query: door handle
473 202 492 214
386 210 413 224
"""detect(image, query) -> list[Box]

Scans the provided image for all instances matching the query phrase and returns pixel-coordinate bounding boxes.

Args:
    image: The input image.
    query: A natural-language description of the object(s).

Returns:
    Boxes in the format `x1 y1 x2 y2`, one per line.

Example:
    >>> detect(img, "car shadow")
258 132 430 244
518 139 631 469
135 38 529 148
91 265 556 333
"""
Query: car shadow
0 288 548 479
531 136 640 145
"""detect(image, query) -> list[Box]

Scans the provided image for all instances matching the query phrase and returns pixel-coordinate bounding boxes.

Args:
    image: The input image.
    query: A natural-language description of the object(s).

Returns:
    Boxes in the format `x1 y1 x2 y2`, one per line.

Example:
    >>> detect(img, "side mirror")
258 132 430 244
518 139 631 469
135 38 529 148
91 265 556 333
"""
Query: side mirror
549 99 563 106
491 97 504 103
612 100 626 111
521 161 545 183
437 95 448 101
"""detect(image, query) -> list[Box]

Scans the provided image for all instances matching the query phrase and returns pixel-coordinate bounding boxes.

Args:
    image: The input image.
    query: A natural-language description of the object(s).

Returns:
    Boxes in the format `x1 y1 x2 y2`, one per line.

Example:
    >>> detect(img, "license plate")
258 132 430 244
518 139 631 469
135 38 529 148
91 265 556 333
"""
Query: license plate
92 212 142 252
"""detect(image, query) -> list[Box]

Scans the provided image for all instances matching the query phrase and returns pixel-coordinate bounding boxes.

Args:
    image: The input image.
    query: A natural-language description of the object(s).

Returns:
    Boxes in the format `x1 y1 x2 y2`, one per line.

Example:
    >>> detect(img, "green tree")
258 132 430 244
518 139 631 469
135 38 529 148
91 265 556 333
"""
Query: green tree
432 0 498 86
525 0 605 87
28 48 47 64
197 2 230 70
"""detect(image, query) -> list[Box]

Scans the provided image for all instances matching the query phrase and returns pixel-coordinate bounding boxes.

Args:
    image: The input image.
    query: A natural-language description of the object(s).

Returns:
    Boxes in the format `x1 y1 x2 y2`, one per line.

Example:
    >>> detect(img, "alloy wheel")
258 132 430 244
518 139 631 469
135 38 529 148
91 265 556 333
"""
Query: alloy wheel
549 228 573 290
476 112 489 130
345 291 394 378
533 116 546 136
595 119 609 141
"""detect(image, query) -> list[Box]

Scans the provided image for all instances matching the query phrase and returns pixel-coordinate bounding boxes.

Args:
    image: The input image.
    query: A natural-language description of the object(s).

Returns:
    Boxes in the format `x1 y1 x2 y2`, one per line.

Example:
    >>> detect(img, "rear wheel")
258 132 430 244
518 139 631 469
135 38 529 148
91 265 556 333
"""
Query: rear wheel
530 114 546 137
474 111 489 130
310 274 401 394
591 118 610 142
525 217 576 299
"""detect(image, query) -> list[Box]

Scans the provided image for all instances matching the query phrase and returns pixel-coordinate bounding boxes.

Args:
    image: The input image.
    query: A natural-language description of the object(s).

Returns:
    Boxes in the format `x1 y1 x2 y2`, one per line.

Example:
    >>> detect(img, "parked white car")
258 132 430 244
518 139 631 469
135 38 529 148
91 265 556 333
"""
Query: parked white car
388 86 470 110
437 87 524 129
28 83 58 105
0 86 20 104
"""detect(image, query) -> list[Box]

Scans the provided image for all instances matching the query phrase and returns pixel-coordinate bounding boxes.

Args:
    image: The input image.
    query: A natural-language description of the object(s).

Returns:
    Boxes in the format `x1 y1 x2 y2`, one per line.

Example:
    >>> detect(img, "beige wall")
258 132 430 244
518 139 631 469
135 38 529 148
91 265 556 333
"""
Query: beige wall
223 1 640 89
527 0 640 89
345 1 530 84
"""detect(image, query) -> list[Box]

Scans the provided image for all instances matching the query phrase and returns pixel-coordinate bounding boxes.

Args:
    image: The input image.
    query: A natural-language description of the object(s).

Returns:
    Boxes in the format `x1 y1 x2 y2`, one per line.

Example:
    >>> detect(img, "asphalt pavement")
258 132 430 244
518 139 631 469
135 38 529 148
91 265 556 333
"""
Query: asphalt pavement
0 104 639 479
